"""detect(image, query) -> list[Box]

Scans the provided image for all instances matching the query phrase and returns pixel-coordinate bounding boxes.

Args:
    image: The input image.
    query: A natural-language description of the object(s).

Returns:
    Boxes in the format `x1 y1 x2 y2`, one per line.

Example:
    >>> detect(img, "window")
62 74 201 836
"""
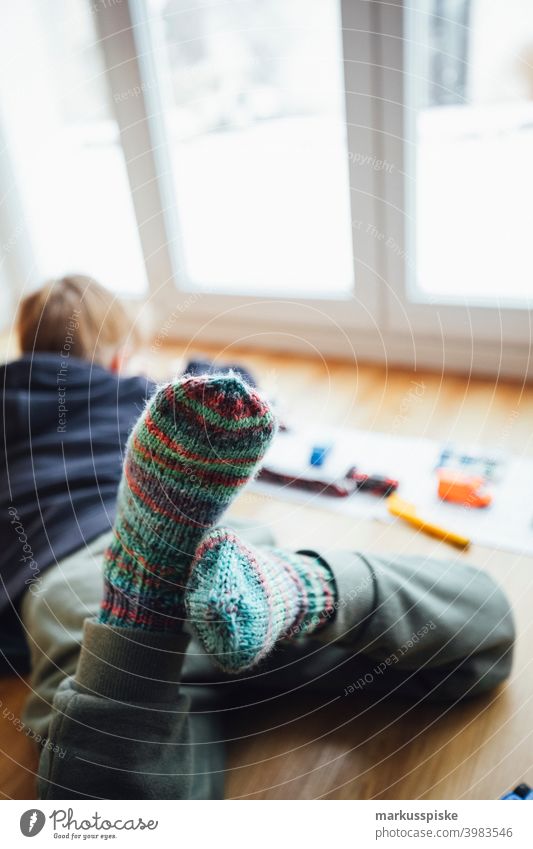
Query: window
143 0 354 296
1 0 531 376
406 0 533 304
0 0 147 296
377 0 532 372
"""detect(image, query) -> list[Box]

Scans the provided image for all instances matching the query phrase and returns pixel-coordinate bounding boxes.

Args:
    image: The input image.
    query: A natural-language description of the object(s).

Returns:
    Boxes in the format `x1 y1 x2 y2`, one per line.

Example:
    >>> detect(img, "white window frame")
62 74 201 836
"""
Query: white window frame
94 0 382 352
93 0 532 377
376 0 533 376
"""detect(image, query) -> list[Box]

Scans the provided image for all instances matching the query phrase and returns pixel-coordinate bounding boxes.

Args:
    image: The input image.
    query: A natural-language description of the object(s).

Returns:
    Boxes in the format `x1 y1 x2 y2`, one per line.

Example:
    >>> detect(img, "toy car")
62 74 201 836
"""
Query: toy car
437 469 492 508
501 783 533 800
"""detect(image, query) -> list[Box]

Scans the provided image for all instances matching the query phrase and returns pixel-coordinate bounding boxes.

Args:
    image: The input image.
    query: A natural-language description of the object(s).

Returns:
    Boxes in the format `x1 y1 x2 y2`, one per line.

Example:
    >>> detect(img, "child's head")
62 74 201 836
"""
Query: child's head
17 275 136 369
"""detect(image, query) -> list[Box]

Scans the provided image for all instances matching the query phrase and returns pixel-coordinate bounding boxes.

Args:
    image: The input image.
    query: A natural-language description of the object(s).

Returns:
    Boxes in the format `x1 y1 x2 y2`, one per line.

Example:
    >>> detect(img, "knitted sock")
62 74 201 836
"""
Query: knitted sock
186 529 337 672
99 374 276 631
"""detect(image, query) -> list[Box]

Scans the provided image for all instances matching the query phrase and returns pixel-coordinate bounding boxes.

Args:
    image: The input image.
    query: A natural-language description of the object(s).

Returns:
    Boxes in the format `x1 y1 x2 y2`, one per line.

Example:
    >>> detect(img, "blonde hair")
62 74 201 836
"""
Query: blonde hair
17 275 137 367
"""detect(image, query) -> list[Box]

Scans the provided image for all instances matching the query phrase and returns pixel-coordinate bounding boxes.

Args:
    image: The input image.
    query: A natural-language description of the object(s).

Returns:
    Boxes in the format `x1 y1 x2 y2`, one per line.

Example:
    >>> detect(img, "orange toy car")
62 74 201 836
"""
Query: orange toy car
437 469 492 508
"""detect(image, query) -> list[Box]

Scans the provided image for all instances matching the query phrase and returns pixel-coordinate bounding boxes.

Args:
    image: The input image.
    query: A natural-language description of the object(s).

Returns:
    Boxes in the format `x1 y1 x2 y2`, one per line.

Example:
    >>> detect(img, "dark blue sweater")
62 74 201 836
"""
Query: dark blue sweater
0 353 154 631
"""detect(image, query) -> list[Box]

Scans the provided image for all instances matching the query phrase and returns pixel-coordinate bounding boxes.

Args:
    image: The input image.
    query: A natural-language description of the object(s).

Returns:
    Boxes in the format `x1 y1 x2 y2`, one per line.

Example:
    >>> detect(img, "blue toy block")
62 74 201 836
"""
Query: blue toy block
309 444 332 467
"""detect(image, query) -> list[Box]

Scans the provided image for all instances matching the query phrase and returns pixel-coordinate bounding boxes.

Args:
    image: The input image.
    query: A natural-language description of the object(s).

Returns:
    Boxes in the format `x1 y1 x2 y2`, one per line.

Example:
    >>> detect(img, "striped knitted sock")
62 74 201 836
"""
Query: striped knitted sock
99 374 276 631
186 529 337 672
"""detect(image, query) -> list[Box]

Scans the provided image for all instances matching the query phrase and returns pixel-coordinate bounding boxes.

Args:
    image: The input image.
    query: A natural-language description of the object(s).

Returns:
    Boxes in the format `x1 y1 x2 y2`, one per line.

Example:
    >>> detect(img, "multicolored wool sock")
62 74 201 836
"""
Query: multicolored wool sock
186 529 337 672
99 374 276 631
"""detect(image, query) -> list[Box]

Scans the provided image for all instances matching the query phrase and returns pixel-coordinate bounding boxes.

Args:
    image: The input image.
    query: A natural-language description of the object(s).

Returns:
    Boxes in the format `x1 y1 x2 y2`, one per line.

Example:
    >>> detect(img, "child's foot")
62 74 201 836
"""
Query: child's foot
99 375 276 631
186 529 337 672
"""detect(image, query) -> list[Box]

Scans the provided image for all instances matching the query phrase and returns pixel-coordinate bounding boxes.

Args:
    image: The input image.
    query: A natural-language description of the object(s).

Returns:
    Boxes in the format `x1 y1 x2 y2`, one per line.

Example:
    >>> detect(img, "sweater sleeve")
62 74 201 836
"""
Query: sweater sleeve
37 620 217 800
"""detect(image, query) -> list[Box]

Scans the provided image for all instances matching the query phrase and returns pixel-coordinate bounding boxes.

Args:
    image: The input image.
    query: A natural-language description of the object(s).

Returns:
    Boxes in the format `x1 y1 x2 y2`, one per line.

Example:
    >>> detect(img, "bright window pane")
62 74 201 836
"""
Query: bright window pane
407 0 533 302
146 0 354 296
0 0 147 296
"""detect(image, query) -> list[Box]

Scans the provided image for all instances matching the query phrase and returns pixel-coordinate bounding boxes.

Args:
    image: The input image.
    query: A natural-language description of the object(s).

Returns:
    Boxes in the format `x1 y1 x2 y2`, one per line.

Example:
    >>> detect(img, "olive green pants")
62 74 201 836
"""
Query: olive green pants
21 524 514 799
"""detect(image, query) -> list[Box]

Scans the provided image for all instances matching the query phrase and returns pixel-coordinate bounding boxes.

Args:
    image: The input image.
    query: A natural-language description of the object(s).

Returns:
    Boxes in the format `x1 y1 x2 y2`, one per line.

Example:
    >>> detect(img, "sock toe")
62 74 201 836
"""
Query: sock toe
186 531 338 669
166 373 276 434
186 530 276 672
180 373 272 422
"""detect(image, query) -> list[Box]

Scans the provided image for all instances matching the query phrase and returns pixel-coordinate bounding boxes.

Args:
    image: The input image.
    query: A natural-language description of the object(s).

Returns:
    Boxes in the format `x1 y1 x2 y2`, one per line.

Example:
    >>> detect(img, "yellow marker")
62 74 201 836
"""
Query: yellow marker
387 494 470 550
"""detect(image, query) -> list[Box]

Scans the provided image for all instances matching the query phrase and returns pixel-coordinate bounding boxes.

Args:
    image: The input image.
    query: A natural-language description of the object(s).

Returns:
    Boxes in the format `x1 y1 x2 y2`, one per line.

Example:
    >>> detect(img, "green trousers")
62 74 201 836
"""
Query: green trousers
21 523 514 800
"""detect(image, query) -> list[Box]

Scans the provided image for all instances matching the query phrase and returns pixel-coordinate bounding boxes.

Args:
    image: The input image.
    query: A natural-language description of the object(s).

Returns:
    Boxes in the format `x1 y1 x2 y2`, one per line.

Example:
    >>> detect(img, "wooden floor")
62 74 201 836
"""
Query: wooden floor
2 343 533 799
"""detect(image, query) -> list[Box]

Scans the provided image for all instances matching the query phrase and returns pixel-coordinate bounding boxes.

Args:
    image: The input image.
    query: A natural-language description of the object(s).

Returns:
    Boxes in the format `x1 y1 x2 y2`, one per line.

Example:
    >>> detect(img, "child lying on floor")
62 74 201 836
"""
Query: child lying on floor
0 275 515 799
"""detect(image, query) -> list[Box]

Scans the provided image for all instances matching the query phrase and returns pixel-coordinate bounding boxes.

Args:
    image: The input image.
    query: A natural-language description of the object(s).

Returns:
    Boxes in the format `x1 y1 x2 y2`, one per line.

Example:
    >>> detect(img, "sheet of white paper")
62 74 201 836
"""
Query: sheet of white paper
250 424 533 555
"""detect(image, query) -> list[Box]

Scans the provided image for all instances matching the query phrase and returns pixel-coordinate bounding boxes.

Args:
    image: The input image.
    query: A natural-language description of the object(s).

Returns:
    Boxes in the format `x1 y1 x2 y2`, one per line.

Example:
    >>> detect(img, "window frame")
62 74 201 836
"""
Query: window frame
95 0 382 333
376 0 533 349
93 0 533 377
